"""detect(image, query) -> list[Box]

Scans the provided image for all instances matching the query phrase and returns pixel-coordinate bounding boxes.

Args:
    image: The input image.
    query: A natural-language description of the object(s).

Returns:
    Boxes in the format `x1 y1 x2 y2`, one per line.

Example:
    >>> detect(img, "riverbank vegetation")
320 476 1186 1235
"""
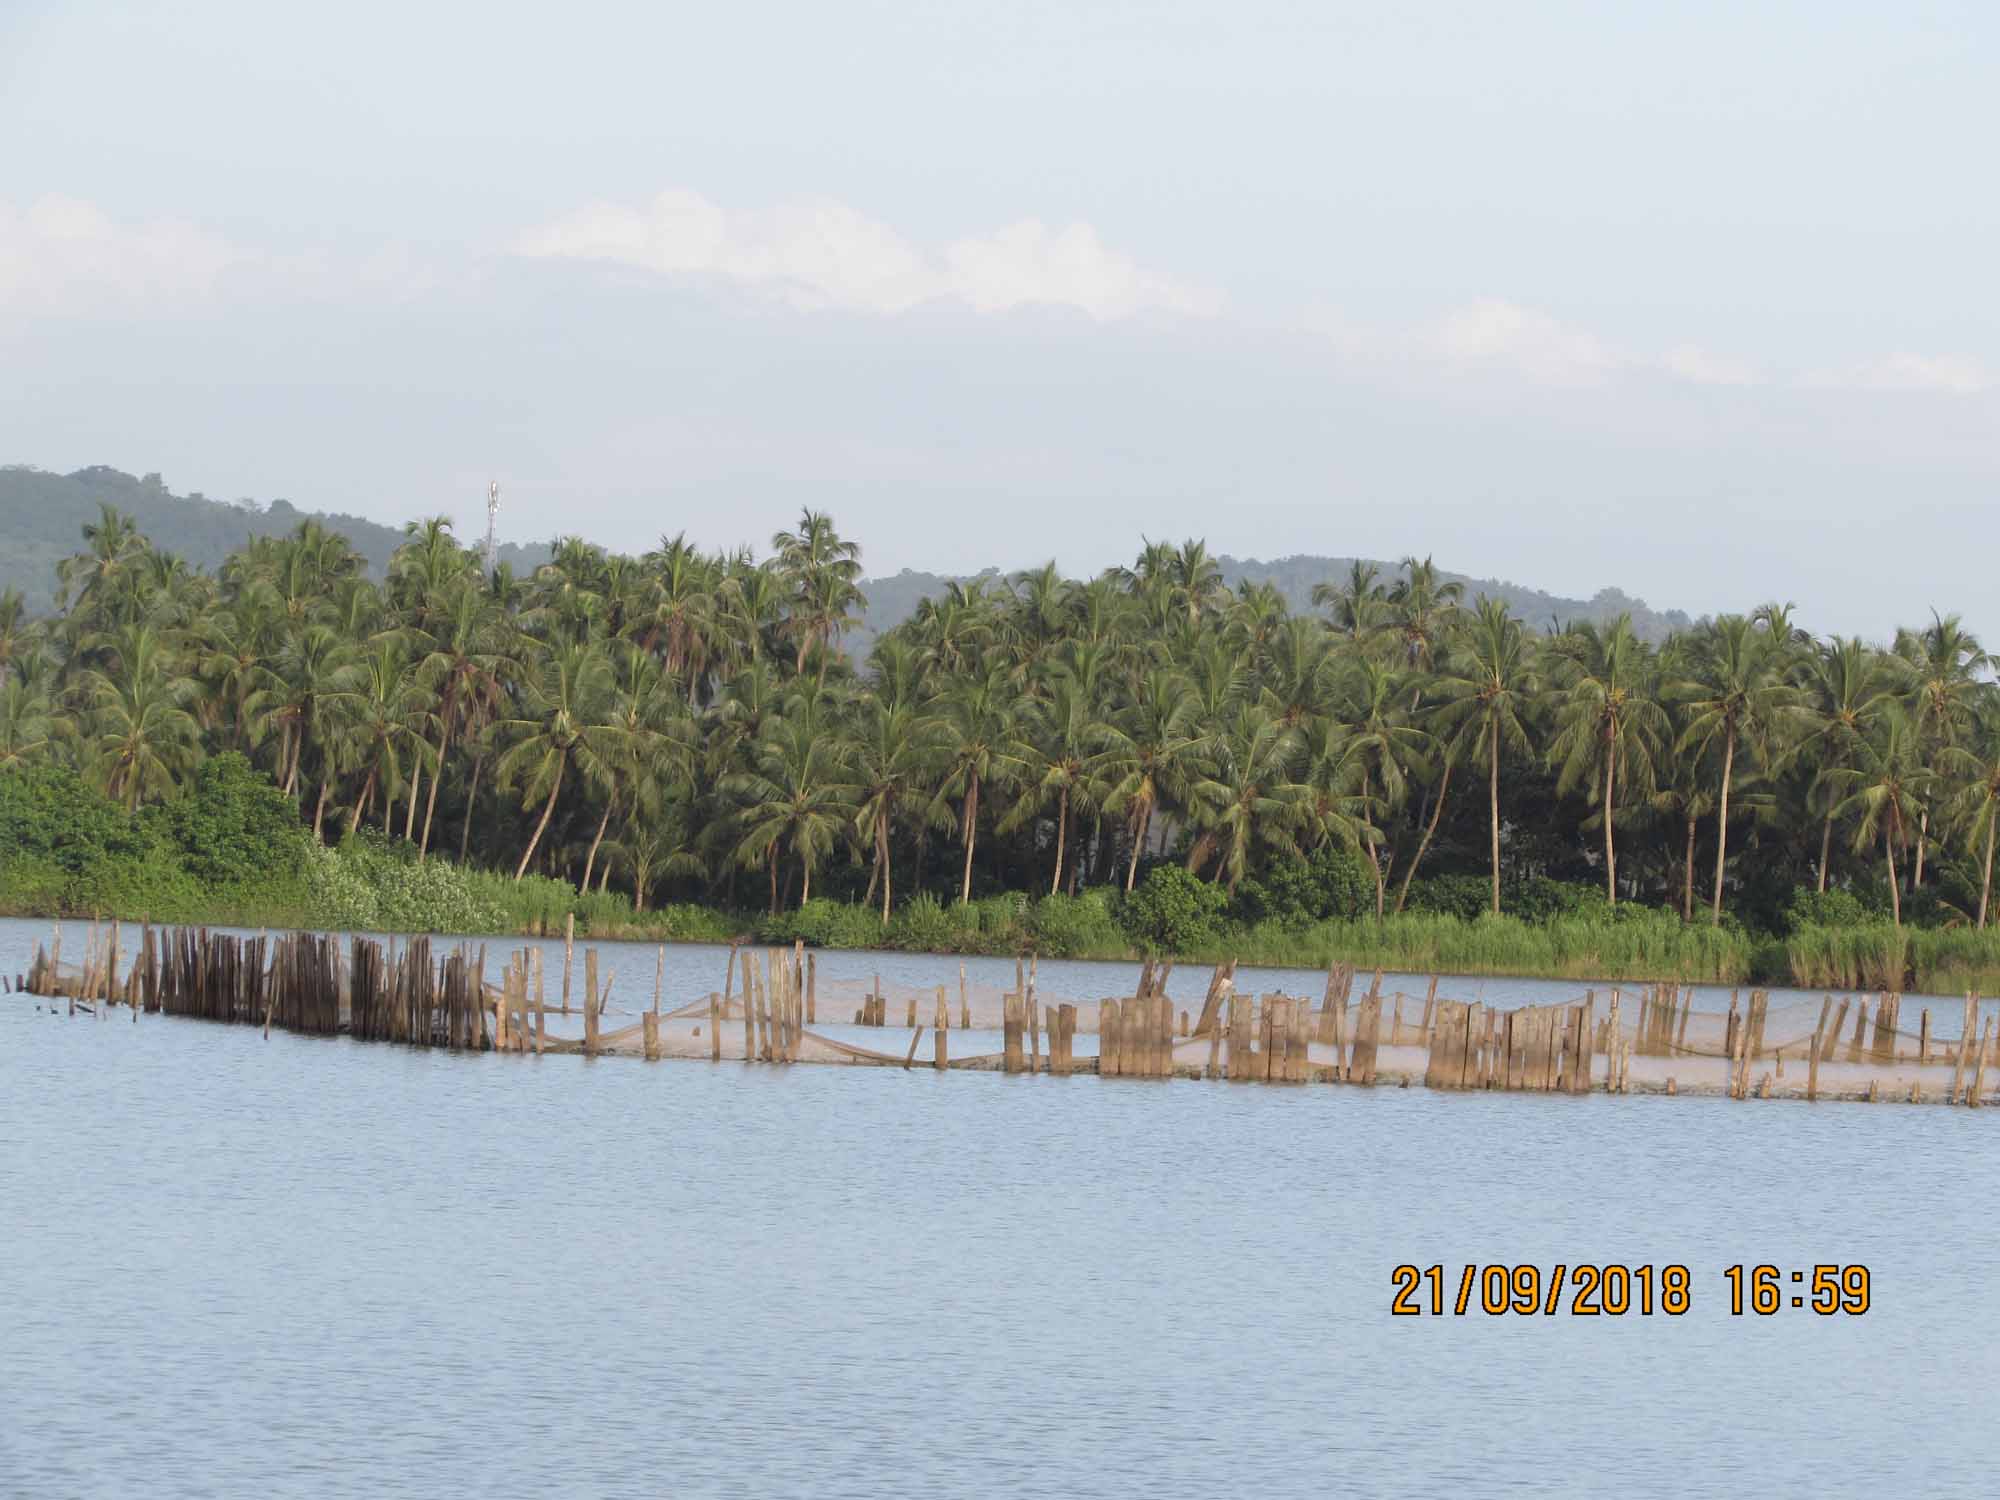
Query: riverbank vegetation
4 500 2000 993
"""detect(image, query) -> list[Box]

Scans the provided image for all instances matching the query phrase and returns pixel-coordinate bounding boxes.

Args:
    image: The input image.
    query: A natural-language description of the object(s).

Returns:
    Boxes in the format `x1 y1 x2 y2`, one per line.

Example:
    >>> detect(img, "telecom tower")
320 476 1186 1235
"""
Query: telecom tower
483 481 500 577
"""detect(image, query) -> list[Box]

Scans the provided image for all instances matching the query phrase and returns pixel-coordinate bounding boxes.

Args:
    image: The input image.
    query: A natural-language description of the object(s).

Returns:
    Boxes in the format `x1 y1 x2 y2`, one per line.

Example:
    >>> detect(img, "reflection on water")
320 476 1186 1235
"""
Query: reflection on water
4 917 1997 1498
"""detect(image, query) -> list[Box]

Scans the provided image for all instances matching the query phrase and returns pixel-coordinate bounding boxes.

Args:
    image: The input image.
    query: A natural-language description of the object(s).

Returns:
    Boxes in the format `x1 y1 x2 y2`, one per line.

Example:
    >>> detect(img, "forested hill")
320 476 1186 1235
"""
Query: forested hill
849 556 1693 658
2 463 1692 644
0 466 550 611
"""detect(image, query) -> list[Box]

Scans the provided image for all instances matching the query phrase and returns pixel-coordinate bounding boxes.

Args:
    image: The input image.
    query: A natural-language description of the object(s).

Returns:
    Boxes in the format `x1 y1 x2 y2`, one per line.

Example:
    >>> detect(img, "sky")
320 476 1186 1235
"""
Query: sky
1 0 1994 641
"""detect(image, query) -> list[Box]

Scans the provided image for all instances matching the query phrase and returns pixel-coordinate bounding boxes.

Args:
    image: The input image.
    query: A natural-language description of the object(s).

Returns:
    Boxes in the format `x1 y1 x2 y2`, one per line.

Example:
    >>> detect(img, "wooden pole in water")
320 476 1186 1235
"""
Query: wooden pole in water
1027 996 1041 1073
1969 1016 1995 1108
1100 998 1121 1077
709 995 722 1062
807 952 817 1025
958 961 969 1029
654 945 664 1016
740 971 755 1062
562 913 575 1014
643 1009 660 1060
934 993 948 1070
1919 1008 1930 1066
904 1024 924 1069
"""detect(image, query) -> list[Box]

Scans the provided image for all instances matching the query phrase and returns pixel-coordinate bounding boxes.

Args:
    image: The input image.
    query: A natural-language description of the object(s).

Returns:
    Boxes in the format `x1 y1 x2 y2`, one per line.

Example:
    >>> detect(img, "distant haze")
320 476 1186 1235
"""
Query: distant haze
2 2 1995 644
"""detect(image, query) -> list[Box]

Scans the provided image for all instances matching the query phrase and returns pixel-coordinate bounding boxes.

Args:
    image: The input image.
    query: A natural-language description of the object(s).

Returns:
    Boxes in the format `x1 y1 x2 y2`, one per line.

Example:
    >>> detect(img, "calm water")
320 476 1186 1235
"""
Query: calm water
4 917 1996 1498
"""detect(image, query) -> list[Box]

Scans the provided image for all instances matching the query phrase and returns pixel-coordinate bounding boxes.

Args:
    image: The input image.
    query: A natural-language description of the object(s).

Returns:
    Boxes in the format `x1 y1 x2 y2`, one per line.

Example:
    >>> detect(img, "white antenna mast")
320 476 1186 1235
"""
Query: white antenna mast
483 480 500 577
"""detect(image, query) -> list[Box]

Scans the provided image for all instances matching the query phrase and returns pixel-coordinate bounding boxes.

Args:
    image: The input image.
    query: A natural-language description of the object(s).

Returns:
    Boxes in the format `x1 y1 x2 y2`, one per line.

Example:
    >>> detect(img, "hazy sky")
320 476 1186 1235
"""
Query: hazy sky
3 1 1994 640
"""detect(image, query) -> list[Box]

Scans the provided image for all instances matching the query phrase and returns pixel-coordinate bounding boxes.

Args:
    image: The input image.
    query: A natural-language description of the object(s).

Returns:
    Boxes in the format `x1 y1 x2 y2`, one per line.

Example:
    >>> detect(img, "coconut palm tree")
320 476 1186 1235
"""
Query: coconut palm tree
1183 705 1305 888
1002 669 1110 894
1095 667 1204 892
82 623 201 810
931 661 1022 904
494 635 615 879
725 708 860 909
1544 615 1664 907
1675 615 1803 923
1432 597 1536 914
1794 636 1901 891
1828 708 1934 929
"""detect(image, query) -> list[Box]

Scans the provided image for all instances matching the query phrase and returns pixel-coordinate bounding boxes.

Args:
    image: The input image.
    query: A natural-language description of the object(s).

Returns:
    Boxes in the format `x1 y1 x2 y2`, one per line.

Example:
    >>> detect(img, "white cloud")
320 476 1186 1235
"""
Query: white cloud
1803 352 1993 396
1427 298 1622 387
1314 301 1791 391
0 195 255 313
514 189 1219 320
1660 343 1761 388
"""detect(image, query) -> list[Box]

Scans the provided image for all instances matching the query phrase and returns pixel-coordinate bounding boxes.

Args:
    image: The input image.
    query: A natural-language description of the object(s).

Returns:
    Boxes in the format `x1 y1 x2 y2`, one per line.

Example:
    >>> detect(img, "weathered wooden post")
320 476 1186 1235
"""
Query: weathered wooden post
740 972 756 1062
807 952 817 1025
1919 1008 1930 1066
1003 992 1024 1074
643 1010 660 1061
1100 998 1122 1077
653 945 665 1016
934 994 949 1071
1027 997 1041 1073
1807 1028 1822 1102
1350 994 1382 1084
709 995 722 1062
958 961 969 1029
1969 1016 1995 1108
562 913 575 1014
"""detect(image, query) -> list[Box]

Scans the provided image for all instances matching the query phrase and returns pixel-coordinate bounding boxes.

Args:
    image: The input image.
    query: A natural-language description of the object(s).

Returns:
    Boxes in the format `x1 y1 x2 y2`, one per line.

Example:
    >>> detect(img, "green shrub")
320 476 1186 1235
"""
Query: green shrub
1782 886 1869 934
1025 889 1127 958
150 752 308 889
757 898 887 950
1120 866 1227 954
1233 844 1371 926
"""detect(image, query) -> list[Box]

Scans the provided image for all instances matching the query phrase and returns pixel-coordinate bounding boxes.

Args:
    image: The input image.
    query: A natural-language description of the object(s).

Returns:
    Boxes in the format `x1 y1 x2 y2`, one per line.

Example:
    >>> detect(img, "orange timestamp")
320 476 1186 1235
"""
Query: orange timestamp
1390 1264 1872 1316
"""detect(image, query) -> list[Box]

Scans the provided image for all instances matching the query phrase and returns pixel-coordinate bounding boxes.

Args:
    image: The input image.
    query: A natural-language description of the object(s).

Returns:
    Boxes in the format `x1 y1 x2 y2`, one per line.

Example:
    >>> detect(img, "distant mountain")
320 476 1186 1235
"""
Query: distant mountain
3 464 1694 650
0 465 549 610
845 554 1693 659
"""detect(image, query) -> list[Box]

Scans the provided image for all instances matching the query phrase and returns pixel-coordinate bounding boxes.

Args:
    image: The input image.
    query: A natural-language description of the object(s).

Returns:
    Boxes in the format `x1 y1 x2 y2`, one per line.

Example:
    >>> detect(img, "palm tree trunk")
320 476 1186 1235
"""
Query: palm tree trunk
1125 801 1150 892
767 845 778 915
1396 758 1452 914
1372 845 1386 920
1050 785 1068 895
1817 814 1832 893
459 752 484 865
801 853 811 906
514 755 565 879
1602 733 1617 905
312 777 332 841
876 818 893 922
1710 730 1735 924
403 758 422 841
582 798 613 892
1886 828 1902 929
1488 728 1501 916
419 722 449 861
348 767 377 836
863 847 881 911
1980 812 1995 930
1683 813 1696 920
958 775 980 904
1913 809 1928 890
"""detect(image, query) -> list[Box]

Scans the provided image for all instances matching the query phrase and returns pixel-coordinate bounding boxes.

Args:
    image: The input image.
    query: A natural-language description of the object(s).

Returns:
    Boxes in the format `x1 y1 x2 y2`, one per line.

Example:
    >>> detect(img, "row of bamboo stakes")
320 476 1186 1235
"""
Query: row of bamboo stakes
16 917 2000 1103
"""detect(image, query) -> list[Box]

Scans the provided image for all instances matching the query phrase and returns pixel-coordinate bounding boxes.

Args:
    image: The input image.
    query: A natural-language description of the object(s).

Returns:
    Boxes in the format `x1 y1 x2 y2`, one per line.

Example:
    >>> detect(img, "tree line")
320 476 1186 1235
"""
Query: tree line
2 502 1996 936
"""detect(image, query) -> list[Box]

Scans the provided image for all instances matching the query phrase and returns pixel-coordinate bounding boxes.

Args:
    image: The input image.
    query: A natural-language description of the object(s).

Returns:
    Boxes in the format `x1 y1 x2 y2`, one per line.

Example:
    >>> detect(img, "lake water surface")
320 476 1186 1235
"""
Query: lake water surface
4 917 1995 1497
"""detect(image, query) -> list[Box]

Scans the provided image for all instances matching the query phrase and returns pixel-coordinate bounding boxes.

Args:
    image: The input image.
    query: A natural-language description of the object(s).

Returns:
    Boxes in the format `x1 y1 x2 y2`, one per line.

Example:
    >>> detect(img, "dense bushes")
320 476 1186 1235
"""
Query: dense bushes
13 755 2000 989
